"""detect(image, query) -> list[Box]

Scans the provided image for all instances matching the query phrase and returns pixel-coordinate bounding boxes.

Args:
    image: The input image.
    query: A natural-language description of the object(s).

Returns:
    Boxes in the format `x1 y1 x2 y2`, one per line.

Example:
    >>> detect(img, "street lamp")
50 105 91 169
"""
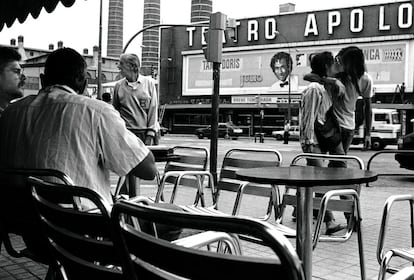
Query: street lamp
274 30 292 122
123 23 208 53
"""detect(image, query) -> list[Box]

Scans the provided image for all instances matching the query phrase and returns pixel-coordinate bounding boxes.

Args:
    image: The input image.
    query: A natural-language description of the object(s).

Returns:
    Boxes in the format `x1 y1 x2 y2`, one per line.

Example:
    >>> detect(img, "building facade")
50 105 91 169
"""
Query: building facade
1 38 120 96
159 1 414 135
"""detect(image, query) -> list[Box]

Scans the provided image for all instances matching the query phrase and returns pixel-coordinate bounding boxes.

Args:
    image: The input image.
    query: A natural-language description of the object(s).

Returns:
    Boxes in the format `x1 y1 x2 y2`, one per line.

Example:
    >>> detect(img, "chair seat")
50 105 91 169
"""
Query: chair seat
392 248 414 262
181 205 296 237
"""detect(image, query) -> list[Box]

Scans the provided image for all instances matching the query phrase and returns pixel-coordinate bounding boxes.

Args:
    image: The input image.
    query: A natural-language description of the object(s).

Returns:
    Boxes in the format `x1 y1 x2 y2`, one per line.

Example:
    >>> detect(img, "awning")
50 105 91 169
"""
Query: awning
0 0 77 31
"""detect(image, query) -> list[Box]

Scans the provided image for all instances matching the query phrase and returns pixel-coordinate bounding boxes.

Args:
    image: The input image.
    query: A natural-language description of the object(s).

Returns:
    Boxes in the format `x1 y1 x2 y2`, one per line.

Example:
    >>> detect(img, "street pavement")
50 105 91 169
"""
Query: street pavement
1 134 414 280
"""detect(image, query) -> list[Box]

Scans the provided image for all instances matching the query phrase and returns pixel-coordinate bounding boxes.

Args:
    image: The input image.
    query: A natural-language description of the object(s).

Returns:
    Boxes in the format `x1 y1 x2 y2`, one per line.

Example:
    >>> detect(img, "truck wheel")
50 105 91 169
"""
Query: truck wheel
371 138 384 150
276 135 283 140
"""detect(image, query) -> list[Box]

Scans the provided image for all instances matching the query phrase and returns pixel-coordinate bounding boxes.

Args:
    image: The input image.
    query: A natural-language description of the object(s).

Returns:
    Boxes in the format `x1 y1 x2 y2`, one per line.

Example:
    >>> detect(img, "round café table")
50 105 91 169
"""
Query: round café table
236 165 378 280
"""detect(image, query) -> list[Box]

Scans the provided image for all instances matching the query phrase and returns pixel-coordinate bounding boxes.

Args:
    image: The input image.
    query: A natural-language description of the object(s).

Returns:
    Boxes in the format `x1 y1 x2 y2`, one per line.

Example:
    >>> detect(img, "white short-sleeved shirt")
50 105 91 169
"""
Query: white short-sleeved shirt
0 85 149 203
332 72 372 130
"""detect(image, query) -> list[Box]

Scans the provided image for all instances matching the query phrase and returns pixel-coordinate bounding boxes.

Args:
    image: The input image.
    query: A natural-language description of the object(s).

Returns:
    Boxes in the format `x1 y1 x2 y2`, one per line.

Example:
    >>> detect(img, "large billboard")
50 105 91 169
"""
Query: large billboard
182 41 407 96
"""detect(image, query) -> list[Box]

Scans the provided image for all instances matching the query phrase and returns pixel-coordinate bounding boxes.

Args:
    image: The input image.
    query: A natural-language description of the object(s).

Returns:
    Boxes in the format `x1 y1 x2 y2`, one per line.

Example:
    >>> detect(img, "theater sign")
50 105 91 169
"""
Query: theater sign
160 1 414 98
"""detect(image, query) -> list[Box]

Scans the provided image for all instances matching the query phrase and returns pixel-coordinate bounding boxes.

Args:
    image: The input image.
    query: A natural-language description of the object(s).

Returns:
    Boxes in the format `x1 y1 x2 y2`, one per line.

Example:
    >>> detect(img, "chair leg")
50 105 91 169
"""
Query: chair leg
378 250 395 280
354 195 366 280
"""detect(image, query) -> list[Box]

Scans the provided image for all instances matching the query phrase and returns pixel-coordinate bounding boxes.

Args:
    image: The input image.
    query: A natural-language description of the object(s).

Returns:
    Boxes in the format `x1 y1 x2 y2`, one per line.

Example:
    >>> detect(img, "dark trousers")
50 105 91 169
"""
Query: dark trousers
283 131 289 144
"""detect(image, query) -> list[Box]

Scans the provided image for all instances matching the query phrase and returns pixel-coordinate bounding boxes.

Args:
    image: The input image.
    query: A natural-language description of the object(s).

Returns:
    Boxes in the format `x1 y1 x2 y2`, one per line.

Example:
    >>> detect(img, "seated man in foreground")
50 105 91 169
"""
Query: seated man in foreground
0 47 157 202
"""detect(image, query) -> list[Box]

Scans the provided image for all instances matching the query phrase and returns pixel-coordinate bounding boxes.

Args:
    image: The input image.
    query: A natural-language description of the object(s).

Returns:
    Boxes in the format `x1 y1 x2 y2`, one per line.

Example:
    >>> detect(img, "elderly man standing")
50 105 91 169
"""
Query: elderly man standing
113 53 159 195
0 46 26 114
113 53 159 145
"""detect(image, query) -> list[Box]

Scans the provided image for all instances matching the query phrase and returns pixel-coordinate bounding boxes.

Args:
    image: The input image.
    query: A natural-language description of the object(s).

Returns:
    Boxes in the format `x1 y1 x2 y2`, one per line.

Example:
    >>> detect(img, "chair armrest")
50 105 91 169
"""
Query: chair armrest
388 267 414 280
156 171 215 204
172 230 241 255
377 194 414 264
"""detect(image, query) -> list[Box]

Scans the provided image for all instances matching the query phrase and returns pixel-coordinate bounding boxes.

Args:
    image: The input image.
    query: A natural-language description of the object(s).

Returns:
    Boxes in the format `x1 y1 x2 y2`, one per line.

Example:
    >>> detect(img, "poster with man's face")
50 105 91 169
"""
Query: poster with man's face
268 51 299 92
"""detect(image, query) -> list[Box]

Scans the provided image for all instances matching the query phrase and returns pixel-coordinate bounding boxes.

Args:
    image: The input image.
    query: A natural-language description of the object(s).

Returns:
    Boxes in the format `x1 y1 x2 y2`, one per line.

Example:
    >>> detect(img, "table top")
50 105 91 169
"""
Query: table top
147 145 180 162
236 166 378 186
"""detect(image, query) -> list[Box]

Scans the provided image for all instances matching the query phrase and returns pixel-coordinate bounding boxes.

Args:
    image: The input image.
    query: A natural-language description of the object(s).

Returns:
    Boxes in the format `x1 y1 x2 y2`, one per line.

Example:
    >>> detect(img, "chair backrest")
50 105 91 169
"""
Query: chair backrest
0 168 74 260
111 200 305 280
279 153 364 220
163 146 209 185
29 177 124 280
216 148 282 217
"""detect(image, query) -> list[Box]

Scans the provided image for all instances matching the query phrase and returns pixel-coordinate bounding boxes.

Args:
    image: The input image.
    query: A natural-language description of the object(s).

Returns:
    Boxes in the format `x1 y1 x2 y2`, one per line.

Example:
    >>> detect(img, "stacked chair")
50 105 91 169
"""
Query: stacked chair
0 168 74 279
159 148 296 237
30 177 124 280
111 199 305 280
28 175 306 279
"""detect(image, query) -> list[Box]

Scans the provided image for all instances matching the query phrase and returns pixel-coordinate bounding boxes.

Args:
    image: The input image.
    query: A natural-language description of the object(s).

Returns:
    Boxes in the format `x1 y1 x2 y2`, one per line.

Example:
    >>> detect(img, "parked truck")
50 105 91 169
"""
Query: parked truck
352 108 401 150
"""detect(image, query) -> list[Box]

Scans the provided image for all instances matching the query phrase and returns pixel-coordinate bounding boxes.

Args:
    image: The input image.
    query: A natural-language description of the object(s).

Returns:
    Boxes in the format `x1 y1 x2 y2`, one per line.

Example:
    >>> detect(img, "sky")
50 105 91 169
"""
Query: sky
0 0 406 57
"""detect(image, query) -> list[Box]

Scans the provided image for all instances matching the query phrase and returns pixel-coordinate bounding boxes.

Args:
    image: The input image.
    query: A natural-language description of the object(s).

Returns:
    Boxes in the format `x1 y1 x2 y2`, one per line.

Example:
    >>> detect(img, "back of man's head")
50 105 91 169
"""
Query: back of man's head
43 48 87 93
0 46 21 72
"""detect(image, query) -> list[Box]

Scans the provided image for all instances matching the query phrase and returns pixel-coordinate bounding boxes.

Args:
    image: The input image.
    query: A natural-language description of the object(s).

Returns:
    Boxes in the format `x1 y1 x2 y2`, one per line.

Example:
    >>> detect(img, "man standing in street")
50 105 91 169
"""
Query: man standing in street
113 53 159 144
0 46 26 115
283 120 290 144
113 53 159 195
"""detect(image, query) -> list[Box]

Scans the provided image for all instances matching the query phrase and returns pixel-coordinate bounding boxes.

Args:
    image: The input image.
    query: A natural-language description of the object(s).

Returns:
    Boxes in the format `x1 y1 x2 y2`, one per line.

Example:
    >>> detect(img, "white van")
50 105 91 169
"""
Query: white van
352 108 401 150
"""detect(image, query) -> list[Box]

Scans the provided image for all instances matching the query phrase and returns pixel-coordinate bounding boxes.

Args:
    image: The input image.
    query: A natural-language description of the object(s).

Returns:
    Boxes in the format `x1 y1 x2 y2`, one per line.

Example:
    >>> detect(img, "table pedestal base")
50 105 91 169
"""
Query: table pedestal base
296 187 313 280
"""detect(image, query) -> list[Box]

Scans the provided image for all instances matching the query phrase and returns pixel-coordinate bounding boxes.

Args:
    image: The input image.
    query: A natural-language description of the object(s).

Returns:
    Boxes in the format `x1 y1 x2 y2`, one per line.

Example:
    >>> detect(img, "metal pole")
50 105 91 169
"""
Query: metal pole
97 0 103 100
288 74 291 121
210 61 220 184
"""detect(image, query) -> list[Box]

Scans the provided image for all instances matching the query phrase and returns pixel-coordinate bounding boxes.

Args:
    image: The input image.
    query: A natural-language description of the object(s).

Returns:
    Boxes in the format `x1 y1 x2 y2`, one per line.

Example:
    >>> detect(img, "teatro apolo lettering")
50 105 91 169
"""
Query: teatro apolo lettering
304 3 413 36
186 2 413 47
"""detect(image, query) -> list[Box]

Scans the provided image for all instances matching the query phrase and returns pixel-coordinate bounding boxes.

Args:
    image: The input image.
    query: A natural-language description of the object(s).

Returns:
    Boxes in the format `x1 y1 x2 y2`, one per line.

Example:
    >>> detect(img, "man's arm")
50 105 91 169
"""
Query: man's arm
359 73 373 149
98 105 157 180
112 82 121 111
130 152 157 180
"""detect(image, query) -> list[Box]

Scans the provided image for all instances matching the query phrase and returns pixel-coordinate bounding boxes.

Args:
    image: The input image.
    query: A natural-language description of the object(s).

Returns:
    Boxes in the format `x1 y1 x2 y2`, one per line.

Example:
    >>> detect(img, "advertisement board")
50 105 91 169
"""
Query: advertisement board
182 42 406 96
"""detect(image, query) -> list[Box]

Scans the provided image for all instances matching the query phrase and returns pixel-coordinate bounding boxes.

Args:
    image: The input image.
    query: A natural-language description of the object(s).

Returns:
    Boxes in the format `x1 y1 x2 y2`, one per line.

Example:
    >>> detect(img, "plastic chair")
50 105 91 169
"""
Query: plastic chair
277 153 366 279
29 177 124 280
111 199 305 280
0 168 73 262
377 194 414 280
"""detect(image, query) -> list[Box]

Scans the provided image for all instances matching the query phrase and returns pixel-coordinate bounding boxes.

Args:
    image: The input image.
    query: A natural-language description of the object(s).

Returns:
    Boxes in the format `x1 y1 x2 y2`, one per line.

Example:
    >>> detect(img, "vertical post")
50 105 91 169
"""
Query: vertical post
97 0 103 100
288 74 291 122
210 62 220 184
204 12 227 185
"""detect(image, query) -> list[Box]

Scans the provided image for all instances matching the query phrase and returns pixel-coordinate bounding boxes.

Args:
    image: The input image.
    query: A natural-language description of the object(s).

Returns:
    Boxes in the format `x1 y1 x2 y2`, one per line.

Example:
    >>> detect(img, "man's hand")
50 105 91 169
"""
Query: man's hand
144 135 154 145
363 135 371 151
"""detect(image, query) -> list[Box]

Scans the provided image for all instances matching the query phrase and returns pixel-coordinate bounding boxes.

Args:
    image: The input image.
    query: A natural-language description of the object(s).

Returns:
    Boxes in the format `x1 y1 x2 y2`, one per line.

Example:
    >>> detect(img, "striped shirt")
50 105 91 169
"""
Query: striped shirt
0 85 149 202
300 82 332 145
113 75 158 137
